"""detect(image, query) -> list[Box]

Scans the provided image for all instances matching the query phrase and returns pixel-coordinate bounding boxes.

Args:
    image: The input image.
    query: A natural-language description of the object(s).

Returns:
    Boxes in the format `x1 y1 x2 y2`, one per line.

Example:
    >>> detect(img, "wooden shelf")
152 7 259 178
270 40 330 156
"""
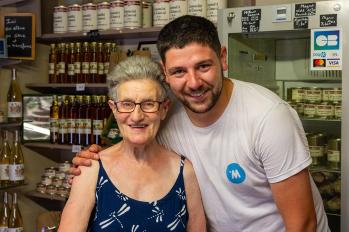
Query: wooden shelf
0 0 26 7
24 143 77 162
37 27 161 44
0 122 21 129
25 83 108 95
0 59 22 68
0 182 26 190
26 190 66 210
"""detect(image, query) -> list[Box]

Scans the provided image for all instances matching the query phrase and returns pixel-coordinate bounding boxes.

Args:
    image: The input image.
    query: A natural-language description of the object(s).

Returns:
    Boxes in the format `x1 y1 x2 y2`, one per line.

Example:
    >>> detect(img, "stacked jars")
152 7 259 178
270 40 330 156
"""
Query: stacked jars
36 162 72 198
53 0 226 34
306 132 341 170
48 42 117 84
287 87 342 120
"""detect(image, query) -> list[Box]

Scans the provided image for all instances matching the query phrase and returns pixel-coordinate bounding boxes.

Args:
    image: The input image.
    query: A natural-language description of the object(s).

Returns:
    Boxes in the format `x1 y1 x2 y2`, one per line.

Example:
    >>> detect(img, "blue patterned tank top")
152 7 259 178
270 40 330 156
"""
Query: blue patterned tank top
88 156 188 232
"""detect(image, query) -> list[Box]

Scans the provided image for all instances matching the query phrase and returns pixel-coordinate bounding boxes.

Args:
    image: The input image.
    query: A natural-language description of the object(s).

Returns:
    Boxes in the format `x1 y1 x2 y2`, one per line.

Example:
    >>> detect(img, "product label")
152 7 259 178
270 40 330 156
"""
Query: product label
59 119 68 133
8 102 22 118
59 62 66 74
0 164 9 180
309 146 324 158
90 62 98 74
68 63 75 76
153 1 170 26
104 62 110 74
93 119 104 135
82 62 90 74
327 150 340 162
98 63 104 75
49 63 55 74
111 6 124 29
84 119 92 134
77 119 85 133
9 164 24 181
74 62 81 74
68 119 76 133
50 118 59 132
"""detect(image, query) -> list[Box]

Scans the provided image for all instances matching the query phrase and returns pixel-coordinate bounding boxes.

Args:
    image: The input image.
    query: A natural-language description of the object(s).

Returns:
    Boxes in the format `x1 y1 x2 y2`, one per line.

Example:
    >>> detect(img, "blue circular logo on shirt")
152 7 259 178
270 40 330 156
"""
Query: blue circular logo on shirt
226 163 246 184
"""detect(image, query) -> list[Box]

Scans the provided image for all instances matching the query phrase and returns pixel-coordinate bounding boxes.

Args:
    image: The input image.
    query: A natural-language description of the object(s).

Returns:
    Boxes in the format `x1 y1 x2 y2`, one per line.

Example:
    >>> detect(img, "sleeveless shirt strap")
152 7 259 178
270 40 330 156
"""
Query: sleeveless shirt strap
179 155 186 174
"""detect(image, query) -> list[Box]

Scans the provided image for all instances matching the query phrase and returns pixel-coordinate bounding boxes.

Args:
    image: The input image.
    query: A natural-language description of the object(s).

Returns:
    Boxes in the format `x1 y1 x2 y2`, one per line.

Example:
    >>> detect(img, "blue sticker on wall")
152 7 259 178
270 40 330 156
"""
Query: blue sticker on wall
226 163 246 184
314 30 340 50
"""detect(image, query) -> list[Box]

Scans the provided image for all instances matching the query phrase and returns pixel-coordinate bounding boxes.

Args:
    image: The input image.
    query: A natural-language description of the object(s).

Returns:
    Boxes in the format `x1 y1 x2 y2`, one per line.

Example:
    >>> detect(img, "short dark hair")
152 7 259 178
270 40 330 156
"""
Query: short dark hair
157 15 222 63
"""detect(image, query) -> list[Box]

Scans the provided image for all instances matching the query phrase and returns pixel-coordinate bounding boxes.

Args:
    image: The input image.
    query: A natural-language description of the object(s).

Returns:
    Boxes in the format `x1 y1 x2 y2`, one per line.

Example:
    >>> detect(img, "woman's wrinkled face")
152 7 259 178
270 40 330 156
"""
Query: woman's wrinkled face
108 79 169 146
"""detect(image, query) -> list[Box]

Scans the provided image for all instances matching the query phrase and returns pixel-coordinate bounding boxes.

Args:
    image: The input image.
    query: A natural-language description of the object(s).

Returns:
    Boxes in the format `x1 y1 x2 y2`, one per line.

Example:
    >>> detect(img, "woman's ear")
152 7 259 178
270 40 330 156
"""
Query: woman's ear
160 98 171 120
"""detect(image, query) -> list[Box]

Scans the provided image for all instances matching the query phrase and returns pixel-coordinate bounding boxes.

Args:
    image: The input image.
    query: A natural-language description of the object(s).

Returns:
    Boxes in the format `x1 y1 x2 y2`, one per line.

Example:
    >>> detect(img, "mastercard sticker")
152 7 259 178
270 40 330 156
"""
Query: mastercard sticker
313 59 326 67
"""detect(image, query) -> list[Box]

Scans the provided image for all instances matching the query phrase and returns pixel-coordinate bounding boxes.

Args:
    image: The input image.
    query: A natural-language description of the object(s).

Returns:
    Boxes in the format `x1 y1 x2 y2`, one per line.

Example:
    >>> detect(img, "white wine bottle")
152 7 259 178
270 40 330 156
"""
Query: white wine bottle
9 130 24 185
0 192 9 231
8 193 23 232
0 131 11 187
7 68 22 123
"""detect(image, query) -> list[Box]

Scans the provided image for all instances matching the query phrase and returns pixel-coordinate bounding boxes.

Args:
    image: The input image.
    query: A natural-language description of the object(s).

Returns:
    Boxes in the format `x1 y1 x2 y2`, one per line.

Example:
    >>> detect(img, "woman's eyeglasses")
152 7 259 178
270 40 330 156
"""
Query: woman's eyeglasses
114 101 163 113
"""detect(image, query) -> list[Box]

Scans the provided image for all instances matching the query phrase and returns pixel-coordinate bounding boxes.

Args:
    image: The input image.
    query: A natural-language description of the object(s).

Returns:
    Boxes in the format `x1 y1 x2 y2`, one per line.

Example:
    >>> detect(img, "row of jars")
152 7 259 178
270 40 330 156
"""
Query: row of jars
289 101 341 120
306 132 341 170
53 0 226 34
311 171 340 213
50 94 112 146
287 87 342 103
48 42 117 84
36 162 72 198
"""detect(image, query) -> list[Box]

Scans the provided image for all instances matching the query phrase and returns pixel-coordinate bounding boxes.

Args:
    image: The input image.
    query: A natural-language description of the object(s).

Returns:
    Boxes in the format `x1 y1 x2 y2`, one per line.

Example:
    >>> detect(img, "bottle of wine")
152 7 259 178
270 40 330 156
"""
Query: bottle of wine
9 130 25 185
7 68 22 123
0 192 9 231
8 193 23 231
0 131 11 187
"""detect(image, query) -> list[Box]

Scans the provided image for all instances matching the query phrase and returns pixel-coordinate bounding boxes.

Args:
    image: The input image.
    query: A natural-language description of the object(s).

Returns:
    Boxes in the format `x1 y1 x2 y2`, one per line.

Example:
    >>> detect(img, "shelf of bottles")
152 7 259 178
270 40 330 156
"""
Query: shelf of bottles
0 192 24 230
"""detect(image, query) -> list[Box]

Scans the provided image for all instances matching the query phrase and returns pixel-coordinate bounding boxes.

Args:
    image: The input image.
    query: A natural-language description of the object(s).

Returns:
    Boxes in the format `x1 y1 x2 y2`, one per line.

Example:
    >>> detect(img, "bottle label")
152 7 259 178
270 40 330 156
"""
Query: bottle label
49 63 55 74
67 119 76 133
8 228 24 232
9 164 24 181
59 119 67 133
82 62 90 74
98 62 104 75
68 63 75 76
74 62 81 74
50 118 59 132
8 102 22 118
77 119 85 133
93 119 104 135
0 164 10 180
90 62 98 74
59 62 66 74
84 119 92 134
104 62 110 74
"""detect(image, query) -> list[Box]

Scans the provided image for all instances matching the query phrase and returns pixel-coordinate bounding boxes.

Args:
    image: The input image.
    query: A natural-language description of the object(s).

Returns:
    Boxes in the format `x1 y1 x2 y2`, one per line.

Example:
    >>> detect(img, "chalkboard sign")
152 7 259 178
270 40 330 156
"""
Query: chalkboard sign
294 17 308 29
295 3 316 17
241 9 261 33
320 14 337 27
4 13 35 60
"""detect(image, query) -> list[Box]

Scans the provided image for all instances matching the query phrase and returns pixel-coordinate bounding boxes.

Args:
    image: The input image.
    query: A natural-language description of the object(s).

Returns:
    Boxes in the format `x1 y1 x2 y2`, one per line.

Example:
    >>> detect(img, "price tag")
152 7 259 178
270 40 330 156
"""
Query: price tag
72 145 82 153
76 83 85 91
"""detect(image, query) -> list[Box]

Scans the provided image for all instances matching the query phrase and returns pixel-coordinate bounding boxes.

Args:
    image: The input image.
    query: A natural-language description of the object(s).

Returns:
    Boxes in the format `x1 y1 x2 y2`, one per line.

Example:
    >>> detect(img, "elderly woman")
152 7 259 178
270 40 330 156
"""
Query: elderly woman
59 56 206 231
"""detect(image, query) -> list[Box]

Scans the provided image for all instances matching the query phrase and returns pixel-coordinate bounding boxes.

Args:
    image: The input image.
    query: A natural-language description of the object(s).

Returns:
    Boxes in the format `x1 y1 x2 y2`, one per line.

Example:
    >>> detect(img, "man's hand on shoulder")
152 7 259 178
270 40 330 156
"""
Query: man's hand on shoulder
68 144 102 182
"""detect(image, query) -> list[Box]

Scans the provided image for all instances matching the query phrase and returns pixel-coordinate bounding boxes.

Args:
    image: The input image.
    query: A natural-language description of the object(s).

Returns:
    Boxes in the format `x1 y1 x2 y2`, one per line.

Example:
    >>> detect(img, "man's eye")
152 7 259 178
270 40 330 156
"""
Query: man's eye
169 69 185 77
198 63 211 70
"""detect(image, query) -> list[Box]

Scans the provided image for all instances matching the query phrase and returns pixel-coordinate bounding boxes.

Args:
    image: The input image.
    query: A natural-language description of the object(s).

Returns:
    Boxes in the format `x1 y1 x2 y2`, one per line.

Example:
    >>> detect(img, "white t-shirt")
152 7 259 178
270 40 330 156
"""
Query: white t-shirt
158 79 329 232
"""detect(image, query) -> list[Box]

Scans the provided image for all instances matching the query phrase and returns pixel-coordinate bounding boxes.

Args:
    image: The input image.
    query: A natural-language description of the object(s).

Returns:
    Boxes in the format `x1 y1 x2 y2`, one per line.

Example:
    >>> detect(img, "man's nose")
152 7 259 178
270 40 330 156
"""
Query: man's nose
130 104 145 121
186 70 202 89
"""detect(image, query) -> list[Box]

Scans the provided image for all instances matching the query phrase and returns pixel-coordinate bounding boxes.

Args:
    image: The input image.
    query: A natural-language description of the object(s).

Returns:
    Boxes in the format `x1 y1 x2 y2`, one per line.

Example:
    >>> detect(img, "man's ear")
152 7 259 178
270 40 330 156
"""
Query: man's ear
220 46 228 71
160 60 170 84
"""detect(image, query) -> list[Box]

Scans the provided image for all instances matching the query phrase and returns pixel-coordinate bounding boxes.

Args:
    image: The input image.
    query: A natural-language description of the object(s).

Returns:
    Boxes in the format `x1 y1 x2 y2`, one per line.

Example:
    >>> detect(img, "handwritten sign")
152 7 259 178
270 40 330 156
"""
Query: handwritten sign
4 13 35 60
294 17 308 29
241 9 261 33
320 14 337 27
295 3 316 17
